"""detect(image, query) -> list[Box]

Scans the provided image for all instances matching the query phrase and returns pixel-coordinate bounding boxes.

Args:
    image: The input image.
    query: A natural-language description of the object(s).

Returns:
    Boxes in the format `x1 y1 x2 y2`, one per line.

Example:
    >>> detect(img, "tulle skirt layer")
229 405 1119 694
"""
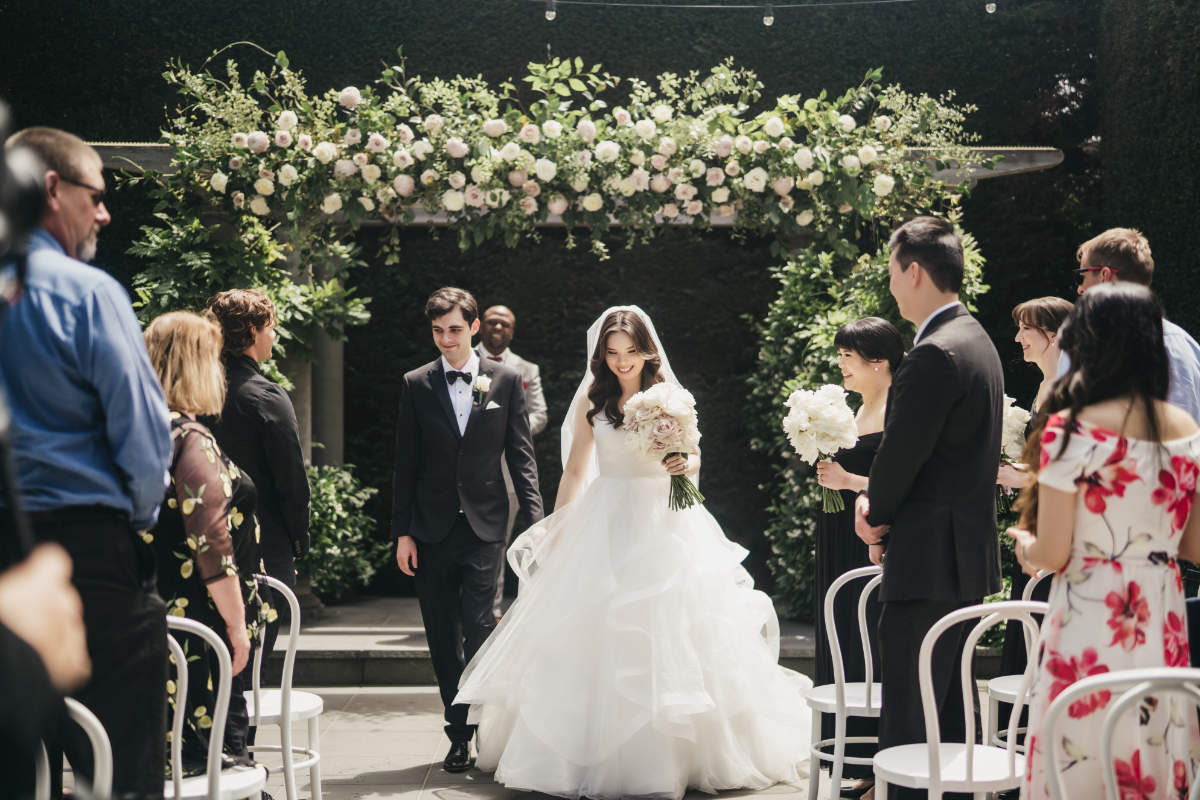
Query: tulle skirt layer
455 474 812 799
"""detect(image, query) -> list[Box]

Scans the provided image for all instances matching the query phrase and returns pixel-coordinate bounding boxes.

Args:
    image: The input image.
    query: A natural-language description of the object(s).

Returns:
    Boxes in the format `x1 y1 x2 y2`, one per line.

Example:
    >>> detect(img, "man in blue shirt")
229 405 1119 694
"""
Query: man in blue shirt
0 127 171 798
1067 227 1200 422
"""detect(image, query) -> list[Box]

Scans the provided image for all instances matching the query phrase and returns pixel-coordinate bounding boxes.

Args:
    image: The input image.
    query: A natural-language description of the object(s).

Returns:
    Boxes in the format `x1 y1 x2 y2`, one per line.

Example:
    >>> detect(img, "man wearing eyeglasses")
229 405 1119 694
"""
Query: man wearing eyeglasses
1065 227 1200 423
0 127 171 799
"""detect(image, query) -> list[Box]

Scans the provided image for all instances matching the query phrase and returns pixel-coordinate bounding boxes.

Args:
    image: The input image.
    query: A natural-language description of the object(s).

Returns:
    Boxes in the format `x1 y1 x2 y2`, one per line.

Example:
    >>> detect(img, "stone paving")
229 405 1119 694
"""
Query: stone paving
251 686 833 800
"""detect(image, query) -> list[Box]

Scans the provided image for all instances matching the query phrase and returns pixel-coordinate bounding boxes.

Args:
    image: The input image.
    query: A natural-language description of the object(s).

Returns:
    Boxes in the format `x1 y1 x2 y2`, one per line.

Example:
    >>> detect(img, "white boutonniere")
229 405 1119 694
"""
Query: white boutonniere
473 374 492 406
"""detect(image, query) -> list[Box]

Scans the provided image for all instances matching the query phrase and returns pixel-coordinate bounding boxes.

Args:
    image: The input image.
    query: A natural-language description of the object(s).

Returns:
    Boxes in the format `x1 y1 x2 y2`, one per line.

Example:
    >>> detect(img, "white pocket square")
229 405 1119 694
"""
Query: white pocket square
485 400 502 410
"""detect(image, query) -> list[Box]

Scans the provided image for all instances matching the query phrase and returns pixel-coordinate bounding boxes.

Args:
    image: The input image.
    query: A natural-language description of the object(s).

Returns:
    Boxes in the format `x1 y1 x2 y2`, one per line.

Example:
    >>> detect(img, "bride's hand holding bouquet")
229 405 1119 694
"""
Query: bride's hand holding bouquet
621 382 706 511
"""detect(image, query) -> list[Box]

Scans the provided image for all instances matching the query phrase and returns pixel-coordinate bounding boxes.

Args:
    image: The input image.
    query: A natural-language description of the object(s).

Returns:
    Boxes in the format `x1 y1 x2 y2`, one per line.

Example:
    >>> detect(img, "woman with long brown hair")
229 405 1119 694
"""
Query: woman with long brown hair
457 306 811 799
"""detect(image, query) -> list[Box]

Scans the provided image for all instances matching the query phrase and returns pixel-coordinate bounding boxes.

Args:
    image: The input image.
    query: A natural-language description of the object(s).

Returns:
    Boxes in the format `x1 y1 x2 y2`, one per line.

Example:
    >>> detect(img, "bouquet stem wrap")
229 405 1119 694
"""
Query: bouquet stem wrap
664 452 705 511
821 486 845 514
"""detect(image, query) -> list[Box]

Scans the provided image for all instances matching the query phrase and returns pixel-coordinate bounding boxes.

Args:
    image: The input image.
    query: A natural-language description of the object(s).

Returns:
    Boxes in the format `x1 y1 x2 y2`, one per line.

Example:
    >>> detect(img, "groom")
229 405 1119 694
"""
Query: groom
393 287 543 772
856 217 1003 799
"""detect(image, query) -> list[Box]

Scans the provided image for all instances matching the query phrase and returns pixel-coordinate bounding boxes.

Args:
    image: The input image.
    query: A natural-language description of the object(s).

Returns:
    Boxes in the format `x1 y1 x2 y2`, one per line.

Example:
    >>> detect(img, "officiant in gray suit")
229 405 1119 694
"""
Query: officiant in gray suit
476 305 548 617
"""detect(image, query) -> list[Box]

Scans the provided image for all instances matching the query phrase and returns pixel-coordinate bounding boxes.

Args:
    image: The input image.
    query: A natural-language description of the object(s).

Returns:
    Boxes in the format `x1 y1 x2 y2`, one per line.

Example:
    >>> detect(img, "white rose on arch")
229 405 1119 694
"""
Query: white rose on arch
411 140 433 161
874 115 893 133
576 119 597 144
321 193 343 214
367 133 390 153
278 164 299 187
705 167 725 187
396 124 415 144
276 110 299 131
734 135 752 155
393 148 414 168
352 153 369 168
423 114 444 134
685 199 703 216
253 177 275 196
771 176 794 196
613 107 632 127
464 185 486 207
793 148 814 171
711 186 730 204
808 170 825 186
795 209 814 226
483 119 508 138
507 169 527 188
231 132 249 149
838 114 857 133
442 189 466 212
209 172 228 193
650 154 667 171
579 193 603 212
333 159 357 180
542 120 563 139
674 183 698 202
873 174 896 197
361 165 381 184
546 194 569 215
842 154 861 174
296 134 312 151
570 176 589 193
249 195 270 216
778 136 795 151
650 174 670 193
445 137 469 159
420 169 439 186
534 158 557 182
344 129 362 146
763 116 785 138
658 137 677 157
651 104 672 123
631 168 651 192
634 119 656 140
499 142 523 162
313 142 338 164
743 167 768 192
392 174 415 197
519 124 541 144
519 196 538 215
688 159 705 178
753 140 770 155
358 196 376 211
338 86 363 109
712 135 734 158
247 131 270 153
523 180 541 197
594 140 620 163
858 145 878 165
274 130 293 148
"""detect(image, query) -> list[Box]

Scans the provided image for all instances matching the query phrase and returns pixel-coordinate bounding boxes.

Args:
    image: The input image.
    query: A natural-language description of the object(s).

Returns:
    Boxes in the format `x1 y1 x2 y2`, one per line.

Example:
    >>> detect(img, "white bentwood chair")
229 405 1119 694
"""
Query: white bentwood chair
1041 666 1200 800
872 600 1047 799
165 616 268 800
806 565 883 800
245 574 323 800
985 569 1054 748
35 697 114 800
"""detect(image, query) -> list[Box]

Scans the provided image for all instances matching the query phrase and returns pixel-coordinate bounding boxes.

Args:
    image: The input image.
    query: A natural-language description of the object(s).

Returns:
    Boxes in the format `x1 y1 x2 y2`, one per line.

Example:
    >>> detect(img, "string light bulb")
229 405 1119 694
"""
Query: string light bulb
763 2 775 25
985 2 996 12
546 0 557 20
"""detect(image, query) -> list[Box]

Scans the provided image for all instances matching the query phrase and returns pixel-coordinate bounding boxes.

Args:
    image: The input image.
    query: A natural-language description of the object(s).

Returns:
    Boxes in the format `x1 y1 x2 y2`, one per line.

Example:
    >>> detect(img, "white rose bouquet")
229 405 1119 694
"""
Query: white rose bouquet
620 383 705 511
997 395 1032 515
782 384 859 512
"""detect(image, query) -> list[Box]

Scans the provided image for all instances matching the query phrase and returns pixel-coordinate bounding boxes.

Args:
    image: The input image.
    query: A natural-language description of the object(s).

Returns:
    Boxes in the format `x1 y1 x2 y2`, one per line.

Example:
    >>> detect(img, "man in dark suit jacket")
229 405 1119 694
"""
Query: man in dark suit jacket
393 287 543 773
856 217 1004 799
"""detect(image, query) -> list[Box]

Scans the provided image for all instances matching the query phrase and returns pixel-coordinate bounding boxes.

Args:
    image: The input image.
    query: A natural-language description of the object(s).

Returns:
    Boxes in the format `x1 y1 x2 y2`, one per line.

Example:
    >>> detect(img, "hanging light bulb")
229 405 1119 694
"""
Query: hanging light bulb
546 0 557 21
985 2 997 12
762 2 775 26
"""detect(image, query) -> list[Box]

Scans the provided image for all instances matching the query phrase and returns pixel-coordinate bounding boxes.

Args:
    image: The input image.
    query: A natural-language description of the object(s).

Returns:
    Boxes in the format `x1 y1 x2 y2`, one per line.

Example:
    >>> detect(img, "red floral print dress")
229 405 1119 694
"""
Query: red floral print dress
1023 414 1200 799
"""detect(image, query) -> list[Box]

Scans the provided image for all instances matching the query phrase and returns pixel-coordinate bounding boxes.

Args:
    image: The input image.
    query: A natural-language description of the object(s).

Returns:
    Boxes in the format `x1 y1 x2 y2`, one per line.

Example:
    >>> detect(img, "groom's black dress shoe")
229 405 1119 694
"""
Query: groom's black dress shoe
443 740 474 773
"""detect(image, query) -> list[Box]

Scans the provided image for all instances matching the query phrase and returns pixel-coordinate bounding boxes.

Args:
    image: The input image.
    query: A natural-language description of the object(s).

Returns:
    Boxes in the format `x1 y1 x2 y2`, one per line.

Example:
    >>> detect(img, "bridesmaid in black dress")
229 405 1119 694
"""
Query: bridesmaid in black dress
813 317 903 798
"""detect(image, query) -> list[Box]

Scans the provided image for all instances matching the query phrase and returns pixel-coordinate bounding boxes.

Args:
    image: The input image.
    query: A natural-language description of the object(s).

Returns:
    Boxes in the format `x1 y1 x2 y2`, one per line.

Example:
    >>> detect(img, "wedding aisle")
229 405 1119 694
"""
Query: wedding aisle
252 685 830 799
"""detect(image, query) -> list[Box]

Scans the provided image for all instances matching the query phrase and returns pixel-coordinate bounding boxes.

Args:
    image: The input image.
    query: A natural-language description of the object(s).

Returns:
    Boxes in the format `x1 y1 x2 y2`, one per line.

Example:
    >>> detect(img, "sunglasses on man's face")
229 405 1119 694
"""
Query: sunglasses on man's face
1075 266 1117 281
59 175 107 207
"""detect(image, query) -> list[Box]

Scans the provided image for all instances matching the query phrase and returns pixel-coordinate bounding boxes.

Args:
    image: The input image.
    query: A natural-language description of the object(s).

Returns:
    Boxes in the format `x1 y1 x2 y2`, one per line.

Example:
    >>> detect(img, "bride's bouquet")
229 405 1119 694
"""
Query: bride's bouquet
621 383 706 511
997 395 1032 515
782 384 859 512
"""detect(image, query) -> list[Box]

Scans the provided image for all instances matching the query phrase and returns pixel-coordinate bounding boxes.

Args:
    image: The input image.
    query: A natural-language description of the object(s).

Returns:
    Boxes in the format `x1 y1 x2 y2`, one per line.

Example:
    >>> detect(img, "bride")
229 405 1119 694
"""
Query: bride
455 306 812 799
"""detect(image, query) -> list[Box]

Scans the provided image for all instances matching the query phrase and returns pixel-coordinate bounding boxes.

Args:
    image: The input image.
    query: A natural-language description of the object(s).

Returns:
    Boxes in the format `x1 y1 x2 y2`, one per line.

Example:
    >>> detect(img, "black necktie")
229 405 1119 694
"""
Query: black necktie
446 370 472 385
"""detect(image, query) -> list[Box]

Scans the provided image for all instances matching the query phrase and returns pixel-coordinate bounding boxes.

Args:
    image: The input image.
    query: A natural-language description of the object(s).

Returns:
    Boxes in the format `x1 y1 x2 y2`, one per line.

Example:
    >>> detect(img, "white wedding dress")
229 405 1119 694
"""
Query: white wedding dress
455 415 812 799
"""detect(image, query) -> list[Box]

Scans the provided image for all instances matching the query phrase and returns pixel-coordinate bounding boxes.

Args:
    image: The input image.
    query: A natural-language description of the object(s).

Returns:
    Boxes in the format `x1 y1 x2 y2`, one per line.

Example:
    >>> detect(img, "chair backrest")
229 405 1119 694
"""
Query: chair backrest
1041 667 1200 800
167 616 232 800
918 600 1048 796
823 565 883 708
1019 570 1054 650
165 630 188 799
249 574 301 729
34 699 114 800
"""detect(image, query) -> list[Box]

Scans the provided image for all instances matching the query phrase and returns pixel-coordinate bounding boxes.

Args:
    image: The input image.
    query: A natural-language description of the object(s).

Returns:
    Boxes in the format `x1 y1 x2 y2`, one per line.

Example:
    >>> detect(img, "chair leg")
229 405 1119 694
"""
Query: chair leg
308 715 323 800
830 711 846 796
876 777 887 800
807 711 821 800
281 716 296 800
987 695 999 748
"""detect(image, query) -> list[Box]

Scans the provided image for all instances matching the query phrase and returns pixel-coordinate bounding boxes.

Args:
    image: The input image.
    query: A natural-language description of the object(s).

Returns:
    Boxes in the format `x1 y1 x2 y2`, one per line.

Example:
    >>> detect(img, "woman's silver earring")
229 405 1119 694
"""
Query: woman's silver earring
873 366 879 372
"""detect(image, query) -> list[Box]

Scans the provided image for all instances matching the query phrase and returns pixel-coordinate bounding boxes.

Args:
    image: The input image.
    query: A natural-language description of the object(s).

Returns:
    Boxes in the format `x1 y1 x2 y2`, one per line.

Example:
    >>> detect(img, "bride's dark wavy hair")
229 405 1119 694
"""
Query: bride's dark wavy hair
586 310 665 427
1014 282 1169 534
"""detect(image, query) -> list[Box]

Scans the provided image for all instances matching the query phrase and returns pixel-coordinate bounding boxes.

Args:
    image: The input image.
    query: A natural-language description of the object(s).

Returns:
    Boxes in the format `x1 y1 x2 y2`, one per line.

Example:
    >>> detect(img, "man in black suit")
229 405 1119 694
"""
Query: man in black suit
393 287 543 773
855 217 1004 799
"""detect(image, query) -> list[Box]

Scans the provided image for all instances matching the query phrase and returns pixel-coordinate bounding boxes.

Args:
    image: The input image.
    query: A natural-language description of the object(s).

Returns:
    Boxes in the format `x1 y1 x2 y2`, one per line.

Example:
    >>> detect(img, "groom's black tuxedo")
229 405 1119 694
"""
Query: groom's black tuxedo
392 357 543 544
392 355 543 744
866 304 1003 800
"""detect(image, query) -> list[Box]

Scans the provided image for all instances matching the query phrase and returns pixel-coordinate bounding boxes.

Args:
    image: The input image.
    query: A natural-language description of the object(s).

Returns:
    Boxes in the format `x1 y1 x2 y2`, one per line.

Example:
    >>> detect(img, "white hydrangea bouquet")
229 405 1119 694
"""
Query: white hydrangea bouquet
621 383 706 511
997 395 1032 515
782 384 859 512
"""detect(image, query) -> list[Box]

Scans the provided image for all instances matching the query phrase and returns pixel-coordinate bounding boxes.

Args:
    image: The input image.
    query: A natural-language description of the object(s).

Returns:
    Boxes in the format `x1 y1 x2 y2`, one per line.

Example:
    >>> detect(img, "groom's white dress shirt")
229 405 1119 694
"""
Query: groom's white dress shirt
442 351 480 436
913 300 963 344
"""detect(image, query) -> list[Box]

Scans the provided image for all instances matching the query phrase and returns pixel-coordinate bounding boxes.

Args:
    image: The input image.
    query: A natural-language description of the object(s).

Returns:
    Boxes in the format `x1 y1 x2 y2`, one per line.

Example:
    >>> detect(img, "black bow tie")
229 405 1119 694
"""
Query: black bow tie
446 370 472 385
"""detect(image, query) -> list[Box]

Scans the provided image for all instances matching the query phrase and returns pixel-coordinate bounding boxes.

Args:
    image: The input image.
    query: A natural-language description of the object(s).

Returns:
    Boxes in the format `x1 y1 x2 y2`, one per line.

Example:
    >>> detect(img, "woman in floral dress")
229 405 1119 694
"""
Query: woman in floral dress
144 311 270 773
1008 283 1200 798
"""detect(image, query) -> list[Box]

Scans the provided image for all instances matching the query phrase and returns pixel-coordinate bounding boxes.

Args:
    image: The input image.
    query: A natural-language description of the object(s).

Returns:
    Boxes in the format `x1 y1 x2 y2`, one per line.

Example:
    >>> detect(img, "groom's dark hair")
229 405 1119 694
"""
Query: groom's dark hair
425 286 479 323
888 216 963 293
